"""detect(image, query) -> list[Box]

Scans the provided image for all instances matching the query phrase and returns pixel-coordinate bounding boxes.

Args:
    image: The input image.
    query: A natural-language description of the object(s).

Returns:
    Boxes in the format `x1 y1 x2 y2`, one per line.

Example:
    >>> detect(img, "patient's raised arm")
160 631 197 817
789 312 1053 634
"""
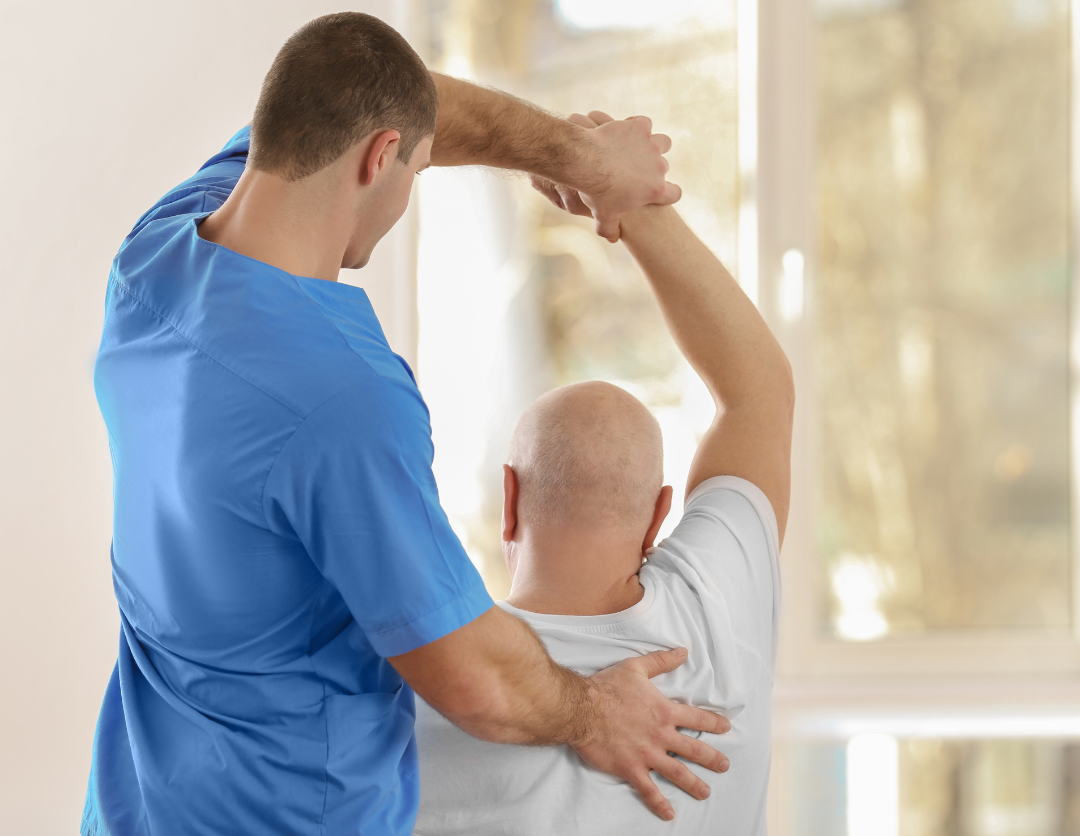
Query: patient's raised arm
619 203 795 543
536 109 794 538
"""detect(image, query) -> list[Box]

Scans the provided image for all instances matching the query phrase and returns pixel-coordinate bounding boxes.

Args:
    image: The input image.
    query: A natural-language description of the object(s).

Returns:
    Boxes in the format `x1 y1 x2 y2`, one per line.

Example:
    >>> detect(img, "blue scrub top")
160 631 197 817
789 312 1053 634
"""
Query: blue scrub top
81 127 494 836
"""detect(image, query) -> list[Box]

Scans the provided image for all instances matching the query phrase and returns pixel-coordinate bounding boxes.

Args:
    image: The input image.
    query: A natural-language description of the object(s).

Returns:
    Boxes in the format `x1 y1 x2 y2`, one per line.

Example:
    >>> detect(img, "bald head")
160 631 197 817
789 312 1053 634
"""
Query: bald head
509 382 664 531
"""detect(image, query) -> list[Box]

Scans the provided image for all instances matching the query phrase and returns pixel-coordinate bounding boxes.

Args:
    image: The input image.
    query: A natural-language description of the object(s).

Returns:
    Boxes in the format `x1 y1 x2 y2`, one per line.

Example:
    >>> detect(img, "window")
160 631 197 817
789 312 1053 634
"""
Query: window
414 0 740 597
410 0 1080 830
814 0 1070 642
782 737 1080 836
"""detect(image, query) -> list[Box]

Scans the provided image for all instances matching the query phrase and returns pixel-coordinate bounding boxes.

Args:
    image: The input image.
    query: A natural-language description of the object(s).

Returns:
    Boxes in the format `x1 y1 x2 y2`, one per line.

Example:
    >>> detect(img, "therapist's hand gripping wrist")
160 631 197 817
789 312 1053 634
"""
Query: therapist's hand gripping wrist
530 110 680 243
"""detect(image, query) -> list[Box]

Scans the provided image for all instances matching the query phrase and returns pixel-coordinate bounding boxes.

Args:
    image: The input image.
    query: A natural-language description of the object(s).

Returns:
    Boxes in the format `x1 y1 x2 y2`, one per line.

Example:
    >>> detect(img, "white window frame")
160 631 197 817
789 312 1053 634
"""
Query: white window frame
750 0 1080 680
750 0 1080 827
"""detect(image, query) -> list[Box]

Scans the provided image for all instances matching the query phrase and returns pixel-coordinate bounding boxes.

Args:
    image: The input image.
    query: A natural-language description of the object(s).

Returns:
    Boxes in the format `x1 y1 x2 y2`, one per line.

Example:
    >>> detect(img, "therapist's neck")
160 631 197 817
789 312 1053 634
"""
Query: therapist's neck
504 523 647 617
198 152 368 283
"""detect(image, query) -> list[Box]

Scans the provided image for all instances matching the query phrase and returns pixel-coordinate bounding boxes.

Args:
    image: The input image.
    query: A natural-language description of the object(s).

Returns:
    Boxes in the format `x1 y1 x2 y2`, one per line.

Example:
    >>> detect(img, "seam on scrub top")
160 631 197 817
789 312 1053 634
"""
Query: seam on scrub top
365 571 492 651
317 674 331 834
109 273 306 419
361 482 497 646
124 183 236 252
294 580 331 833
257 378 424 547
290 279 404 384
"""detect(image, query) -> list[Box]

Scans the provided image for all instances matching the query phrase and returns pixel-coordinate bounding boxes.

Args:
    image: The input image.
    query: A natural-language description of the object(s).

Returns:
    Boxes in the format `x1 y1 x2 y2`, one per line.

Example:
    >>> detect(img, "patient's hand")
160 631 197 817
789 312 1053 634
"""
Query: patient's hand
570 647 730 821
532 111 680 243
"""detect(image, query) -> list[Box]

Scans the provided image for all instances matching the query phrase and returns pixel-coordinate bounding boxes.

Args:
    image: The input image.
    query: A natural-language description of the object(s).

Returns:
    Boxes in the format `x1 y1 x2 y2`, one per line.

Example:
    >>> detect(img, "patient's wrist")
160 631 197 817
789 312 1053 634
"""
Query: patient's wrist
618 204 672 239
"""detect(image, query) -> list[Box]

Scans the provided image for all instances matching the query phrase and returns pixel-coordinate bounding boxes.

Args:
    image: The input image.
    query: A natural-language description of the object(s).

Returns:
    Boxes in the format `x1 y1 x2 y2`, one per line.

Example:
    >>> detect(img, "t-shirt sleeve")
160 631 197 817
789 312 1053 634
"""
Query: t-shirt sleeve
125 126 252 241
648 476 782 666
261 378 494 658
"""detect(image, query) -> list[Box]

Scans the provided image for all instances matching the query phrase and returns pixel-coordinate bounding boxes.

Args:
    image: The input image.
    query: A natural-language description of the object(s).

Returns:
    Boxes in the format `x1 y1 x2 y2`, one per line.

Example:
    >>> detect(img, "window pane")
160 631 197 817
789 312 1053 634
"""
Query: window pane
416 0 738 596
814 0 1071 638
786 737 1080 836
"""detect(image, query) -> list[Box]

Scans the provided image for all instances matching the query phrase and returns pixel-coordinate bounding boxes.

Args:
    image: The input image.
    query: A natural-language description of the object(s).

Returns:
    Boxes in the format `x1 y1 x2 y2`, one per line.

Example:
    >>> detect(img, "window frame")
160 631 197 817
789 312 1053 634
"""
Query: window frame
750 0 1080 682
752 0 1080 827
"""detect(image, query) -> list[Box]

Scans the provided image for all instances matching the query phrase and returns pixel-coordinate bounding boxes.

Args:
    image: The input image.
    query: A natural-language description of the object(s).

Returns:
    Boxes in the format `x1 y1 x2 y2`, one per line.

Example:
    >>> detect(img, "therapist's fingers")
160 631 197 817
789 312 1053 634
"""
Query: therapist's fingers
666 732 730 774
630 646 690 679
567 112 599 129
556 185 592 218
529 173 566 210
627 769 676 821
671 702 731 736
652 754 711 802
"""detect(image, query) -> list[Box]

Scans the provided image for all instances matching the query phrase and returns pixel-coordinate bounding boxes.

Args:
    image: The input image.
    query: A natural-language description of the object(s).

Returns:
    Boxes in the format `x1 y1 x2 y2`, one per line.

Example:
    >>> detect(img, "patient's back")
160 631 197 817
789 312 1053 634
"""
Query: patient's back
414 476 781 836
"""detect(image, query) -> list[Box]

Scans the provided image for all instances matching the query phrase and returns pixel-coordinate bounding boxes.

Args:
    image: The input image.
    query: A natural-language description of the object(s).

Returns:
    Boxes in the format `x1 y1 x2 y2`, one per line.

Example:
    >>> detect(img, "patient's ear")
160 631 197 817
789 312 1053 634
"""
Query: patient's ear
641 485 674 555
501 464 519 543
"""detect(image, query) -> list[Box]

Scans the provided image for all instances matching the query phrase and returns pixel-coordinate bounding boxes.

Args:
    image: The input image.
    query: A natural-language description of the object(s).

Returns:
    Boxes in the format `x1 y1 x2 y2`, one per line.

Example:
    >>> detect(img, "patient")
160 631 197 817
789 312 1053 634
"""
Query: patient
414 113 794 835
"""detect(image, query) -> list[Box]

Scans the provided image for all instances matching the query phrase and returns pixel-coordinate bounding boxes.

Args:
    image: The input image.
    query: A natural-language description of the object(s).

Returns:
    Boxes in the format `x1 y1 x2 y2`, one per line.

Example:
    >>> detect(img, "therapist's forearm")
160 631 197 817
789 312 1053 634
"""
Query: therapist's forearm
429 73 603 194
394 606 594 746
454 613 595 746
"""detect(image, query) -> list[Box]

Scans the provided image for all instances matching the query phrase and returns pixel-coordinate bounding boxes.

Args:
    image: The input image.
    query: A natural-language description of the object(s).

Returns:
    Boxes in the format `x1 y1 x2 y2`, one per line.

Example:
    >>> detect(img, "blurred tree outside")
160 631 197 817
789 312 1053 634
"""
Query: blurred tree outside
815 0 1071 637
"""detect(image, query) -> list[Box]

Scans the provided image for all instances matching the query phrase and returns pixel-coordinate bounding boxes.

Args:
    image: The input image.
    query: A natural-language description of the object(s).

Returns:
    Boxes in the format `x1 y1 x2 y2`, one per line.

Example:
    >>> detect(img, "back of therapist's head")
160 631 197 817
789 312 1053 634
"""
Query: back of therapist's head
249 12 438 182
508 382 665 538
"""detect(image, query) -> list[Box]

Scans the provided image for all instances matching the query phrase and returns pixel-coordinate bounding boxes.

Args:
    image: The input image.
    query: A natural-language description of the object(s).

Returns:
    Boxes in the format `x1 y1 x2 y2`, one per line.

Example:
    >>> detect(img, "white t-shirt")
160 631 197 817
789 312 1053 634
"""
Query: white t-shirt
413 476 782 836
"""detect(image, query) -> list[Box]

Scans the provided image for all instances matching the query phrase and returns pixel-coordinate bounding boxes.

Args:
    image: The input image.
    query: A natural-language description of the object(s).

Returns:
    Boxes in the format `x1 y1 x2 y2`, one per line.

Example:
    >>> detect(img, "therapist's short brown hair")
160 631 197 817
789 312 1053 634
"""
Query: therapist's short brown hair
249 12 438 181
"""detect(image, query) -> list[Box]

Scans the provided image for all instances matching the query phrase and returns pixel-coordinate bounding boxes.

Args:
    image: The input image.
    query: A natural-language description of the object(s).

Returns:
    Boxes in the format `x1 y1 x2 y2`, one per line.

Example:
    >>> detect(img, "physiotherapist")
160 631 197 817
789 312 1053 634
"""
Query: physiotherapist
81 13 731 836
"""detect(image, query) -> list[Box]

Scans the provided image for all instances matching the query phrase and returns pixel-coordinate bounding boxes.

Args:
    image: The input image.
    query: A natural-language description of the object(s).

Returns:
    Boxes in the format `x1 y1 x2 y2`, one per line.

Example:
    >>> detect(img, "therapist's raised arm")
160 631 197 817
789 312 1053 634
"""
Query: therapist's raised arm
429 72 679 242
390 606 730 821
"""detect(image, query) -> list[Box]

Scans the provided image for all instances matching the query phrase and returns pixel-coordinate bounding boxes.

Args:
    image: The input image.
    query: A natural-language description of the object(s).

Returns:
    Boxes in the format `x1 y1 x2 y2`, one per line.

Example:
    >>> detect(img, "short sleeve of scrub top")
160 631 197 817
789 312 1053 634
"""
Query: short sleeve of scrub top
262 377 494 657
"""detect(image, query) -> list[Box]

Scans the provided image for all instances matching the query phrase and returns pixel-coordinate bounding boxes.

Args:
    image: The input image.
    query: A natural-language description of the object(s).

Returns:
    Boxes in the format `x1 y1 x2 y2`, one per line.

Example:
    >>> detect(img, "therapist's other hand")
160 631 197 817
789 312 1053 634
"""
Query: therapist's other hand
534 111 680 243
571 647 731 821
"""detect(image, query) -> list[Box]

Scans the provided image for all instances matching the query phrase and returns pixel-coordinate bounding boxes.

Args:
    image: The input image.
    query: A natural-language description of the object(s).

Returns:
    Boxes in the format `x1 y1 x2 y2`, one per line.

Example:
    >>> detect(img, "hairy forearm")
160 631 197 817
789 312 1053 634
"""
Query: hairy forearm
429 73 603 192
620 205 793 409
446 609 598 746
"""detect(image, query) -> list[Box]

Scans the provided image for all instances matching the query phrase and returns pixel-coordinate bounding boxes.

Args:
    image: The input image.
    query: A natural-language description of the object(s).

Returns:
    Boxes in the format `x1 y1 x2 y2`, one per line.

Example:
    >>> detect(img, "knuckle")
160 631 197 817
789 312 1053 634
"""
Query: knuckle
671 762 692 783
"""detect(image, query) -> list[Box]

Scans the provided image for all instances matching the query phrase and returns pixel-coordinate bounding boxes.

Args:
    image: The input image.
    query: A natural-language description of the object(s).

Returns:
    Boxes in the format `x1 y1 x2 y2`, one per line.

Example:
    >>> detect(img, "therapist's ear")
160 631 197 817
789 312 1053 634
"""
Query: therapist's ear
641 485 673 556
361 129 401 186
501 464 519 544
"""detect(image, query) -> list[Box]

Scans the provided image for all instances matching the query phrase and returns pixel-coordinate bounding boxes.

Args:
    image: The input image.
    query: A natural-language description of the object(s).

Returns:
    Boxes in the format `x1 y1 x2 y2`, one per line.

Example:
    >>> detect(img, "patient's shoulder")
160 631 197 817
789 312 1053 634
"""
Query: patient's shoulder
643 476 781 667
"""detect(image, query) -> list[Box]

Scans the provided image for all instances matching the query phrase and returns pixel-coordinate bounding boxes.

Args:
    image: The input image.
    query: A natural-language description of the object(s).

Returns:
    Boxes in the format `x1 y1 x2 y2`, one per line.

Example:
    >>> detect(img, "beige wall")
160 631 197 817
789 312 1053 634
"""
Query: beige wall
0 2 413 831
